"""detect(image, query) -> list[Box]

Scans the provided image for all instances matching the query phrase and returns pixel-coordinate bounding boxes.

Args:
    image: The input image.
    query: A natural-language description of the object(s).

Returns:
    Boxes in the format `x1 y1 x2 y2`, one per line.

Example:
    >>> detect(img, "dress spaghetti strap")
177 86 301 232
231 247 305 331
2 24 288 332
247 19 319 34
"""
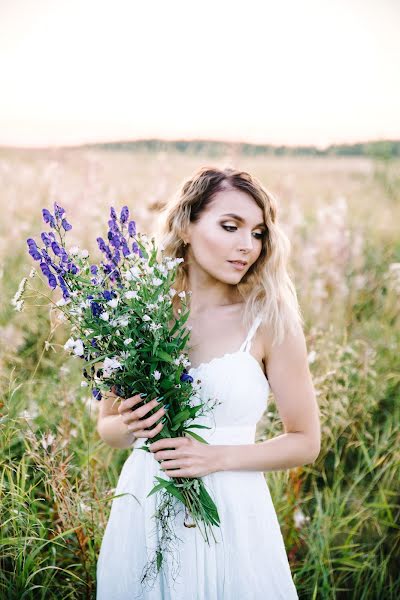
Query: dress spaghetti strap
239 314 263 353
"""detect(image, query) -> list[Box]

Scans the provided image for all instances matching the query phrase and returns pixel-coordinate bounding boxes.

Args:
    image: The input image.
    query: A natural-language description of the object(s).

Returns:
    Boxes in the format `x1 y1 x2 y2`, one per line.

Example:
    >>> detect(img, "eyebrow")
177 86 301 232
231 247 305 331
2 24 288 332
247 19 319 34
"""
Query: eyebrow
220 213 266 228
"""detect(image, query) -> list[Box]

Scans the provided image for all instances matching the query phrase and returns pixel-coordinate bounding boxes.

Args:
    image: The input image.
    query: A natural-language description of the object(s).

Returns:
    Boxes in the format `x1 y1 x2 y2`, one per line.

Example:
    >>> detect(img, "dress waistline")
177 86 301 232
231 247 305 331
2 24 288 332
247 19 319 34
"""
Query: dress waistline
133 425 256 448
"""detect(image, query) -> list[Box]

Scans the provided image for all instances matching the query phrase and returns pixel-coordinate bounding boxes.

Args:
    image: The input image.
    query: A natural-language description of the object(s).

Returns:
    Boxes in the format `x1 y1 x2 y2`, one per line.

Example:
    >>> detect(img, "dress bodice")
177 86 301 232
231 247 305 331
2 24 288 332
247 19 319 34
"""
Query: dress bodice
186 314 270 445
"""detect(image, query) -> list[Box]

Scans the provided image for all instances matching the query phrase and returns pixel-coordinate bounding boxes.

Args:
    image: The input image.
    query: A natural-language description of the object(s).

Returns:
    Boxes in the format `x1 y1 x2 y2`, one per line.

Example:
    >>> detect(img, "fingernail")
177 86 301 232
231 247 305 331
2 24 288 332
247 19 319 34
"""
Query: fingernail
164 403 170 410
155 395 165 402
139 393 147 398
161 417 167 423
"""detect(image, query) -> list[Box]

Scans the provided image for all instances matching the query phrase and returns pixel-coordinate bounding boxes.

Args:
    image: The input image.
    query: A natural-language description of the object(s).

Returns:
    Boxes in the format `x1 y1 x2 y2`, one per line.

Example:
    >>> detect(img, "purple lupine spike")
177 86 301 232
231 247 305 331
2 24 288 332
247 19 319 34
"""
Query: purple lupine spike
112 249 121 264
132 241 139 254
120 206 129 223
41 232 52 247
51 241 62 256
92 388 102 401
39 261 51 277
42 209 56 228
90 265 98 275
122 241 131 257
107 231 120 248
53 202 65 219
102 290 113 301
110 207 117 220
128 221 136 237
48 272 57 289
61 218 72 231
27 239 42 261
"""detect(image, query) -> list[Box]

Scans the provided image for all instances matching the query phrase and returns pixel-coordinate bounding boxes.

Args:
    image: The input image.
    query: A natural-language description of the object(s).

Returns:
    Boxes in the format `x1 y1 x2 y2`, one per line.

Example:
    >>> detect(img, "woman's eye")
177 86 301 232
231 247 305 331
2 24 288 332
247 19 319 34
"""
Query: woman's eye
221 225 264 239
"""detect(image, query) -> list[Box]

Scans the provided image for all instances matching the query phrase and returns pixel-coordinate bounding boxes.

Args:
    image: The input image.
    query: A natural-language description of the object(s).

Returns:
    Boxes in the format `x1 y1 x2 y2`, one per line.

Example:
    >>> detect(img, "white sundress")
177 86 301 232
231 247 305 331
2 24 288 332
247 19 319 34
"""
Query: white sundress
96 314 299 599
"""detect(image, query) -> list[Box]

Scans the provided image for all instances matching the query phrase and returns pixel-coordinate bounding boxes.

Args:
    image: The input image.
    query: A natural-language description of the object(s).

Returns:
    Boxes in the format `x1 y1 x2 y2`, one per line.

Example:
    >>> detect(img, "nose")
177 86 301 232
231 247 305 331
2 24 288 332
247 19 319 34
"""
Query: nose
237 232 254 252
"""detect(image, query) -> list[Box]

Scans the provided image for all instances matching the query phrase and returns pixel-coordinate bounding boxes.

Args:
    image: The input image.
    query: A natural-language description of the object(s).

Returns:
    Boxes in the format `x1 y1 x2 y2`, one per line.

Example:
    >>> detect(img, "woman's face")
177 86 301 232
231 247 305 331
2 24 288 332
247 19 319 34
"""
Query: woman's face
186 188 266 284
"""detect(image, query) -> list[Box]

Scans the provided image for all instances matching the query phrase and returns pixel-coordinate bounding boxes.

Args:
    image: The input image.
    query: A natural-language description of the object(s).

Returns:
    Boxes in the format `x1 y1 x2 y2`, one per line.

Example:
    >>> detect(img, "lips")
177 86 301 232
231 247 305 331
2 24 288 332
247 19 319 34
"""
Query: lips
228 260 247 266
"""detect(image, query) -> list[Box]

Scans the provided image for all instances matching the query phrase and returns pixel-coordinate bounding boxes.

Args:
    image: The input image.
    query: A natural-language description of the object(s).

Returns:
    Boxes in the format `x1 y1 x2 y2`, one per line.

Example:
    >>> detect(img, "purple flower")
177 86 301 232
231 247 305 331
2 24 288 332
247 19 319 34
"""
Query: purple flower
90 301 103 317
122 241 131 257
90 265 98 275
53 202 65 219
128 221 136 237
110 207 117 220
90 338 98 347
42 209 56 228
108 231 121 249
61 218 72 231
102 290 114 301
120 206 129 223
180 371 194 384
51 241 62 256
27 238 42 261
41 232 53 247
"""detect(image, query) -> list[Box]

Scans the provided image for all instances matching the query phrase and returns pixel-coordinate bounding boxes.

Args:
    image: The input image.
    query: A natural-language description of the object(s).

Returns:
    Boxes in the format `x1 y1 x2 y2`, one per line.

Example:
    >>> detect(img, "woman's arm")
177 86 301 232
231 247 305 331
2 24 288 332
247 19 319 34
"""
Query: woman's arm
97 389 137 449
217 321 321 472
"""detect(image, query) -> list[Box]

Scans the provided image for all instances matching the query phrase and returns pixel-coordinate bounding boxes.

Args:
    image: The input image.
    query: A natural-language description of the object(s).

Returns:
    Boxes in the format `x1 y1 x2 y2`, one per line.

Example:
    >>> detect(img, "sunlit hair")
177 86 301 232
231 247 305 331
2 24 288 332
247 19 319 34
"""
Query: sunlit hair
154 166 304 347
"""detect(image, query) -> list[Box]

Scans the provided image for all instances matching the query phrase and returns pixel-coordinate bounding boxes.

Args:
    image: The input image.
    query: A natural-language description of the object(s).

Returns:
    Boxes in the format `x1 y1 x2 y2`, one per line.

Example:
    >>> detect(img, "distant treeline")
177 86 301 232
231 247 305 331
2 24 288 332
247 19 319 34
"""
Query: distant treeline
84 138 400 158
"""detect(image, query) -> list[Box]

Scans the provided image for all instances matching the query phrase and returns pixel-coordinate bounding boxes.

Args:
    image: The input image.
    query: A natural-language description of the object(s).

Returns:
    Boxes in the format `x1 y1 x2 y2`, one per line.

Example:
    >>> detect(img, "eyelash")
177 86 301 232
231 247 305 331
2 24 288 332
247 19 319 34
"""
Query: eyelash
221 224 265 240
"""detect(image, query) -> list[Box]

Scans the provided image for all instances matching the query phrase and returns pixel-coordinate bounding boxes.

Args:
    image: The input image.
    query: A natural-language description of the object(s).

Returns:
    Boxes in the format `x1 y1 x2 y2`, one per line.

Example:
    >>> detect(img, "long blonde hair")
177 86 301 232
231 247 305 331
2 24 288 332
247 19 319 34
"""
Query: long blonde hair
154 166 303 347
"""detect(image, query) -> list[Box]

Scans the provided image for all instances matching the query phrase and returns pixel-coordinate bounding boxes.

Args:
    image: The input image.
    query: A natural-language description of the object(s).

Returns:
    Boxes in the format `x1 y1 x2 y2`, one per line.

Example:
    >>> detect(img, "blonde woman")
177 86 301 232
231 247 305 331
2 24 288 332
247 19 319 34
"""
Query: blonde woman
96 166 321 599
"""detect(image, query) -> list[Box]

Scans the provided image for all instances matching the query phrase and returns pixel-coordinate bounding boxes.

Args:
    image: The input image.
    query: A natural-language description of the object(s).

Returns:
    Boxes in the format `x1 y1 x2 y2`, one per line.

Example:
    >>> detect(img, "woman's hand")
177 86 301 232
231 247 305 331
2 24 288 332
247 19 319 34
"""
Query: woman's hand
148 435 222 478
115 388 167 439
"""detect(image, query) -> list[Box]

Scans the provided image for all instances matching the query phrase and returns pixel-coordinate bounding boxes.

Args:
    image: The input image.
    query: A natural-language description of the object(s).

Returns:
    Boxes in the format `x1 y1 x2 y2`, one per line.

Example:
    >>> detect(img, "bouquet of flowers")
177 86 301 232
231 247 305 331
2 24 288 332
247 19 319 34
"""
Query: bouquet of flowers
14 202 221 586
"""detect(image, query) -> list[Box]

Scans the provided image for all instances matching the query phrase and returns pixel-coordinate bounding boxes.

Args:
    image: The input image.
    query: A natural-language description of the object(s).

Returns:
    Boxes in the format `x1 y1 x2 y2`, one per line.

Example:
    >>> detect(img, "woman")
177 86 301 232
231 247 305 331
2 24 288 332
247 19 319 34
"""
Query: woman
96 166 321 599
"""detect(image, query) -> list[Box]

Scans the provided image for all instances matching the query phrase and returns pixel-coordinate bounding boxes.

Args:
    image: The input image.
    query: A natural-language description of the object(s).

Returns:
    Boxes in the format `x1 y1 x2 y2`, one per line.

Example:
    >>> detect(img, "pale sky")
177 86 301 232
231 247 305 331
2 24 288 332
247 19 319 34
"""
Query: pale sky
0 0 399 149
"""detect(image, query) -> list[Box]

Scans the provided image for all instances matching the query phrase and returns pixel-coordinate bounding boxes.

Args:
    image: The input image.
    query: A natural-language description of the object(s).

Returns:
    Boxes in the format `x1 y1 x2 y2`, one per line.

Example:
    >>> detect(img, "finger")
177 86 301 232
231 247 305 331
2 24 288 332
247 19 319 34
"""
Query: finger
132 421 165 439
127 405 166 429
149 437 184 453
122 400 165 425
117 393 145 414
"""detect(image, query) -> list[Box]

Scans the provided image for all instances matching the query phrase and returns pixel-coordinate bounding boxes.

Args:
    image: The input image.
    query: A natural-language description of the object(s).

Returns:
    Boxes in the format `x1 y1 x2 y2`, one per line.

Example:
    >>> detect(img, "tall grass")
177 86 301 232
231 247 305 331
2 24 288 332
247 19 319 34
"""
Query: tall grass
1 150 399 599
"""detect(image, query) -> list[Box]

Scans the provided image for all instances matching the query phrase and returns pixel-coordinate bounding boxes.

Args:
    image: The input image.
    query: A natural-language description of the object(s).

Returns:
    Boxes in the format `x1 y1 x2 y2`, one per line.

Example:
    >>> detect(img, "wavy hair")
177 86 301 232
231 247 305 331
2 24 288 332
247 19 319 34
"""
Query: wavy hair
154 166 304 347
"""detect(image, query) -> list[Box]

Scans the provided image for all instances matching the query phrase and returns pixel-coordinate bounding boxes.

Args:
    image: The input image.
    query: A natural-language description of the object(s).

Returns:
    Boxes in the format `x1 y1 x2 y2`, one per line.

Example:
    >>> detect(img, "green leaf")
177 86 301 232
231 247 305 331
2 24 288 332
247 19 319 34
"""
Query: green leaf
184 431 210 444
154 349 174 363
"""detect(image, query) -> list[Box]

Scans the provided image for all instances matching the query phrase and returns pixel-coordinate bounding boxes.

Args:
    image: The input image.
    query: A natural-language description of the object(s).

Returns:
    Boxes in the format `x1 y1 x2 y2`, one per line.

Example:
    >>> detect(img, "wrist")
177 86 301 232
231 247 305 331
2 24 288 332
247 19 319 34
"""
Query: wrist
213 445 229 472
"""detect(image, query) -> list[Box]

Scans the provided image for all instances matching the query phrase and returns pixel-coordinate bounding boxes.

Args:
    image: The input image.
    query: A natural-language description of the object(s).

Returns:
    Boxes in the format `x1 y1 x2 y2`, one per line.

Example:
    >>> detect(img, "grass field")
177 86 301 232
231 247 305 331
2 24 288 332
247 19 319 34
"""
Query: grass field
0 148 399 599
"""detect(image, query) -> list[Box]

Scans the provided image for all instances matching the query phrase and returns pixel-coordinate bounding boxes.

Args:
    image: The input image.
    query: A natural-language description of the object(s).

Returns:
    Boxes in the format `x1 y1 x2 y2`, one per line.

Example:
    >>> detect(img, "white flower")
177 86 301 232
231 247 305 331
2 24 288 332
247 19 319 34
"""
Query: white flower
178 291 186 298
152 370 161 381
80 249 89 259
152 277 163 286
29 268 36 278
107 298 119 308
100 312 110 321
157 294 164 302
119 318 129 327
103 357 123 377
69 246 80 256
64 337 76 351
41 432 55 450
81 381 88 387
56 297 70 306
169 288 177 297
119 351 129 361
293 508 310 528
124 338 133 345
73 340 84 356
11 277 28 307
307 350 316 364
13 300 24 312
124 290 138 300
142 314 151 321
